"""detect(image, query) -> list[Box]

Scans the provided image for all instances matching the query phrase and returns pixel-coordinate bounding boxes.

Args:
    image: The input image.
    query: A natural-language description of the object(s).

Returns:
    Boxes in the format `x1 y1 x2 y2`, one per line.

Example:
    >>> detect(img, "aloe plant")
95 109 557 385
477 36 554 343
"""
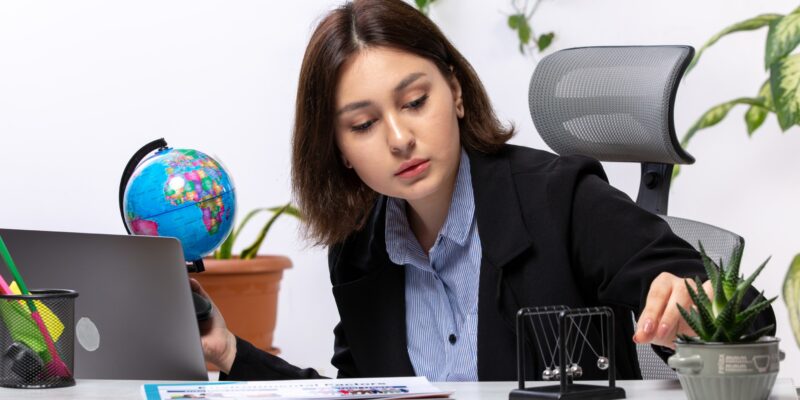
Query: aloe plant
212 202 301 260
676 6 800 178
677 243 776 343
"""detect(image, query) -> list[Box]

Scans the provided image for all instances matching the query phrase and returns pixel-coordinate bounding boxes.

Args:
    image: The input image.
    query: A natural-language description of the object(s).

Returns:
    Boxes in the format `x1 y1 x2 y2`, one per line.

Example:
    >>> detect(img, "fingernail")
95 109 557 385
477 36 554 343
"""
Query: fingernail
657 323 670 339
642 319 655 334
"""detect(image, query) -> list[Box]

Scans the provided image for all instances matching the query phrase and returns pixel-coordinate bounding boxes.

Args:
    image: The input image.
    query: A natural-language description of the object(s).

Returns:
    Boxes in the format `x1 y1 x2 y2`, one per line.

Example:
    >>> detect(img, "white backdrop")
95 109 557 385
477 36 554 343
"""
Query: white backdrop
1 0 799 381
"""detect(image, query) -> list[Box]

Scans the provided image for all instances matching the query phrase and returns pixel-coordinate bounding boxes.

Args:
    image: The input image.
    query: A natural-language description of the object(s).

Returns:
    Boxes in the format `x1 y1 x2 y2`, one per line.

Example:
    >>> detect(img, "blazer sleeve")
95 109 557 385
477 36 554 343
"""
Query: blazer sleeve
566 156 775 338
568 167 703 311
219 322 359 381
221 336 327 380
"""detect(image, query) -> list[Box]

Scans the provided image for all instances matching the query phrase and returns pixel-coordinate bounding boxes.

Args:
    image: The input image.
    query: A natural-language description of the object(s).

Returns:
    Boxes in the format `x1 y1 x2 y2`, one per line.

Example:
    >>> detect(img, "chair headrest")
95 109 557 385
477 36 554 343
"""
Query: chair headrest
529 45 695 165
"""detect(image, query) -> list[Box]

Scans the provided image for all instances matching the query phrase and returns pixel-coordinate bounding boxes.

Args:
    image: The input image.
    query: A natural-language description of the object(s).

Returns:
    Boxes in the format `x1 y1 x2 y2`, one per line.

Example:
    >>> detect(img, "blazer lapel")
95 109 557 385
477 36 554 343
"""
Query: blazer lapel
468 149 534 269
331 198 416 377
468 148 540 381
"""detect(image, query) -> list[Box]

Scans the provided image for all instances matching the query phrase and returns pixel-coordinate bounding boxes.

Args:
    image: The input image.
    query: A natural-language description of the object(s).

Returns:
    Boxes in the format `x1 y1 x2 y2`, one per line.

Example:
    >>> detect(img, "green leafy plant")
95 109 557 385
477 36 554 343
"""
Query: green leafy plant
784 253 800 347
212 202 301 260
411 0 555 55
414 0 437 15
677 243 776 343
507 0 554 54
678 6 800 178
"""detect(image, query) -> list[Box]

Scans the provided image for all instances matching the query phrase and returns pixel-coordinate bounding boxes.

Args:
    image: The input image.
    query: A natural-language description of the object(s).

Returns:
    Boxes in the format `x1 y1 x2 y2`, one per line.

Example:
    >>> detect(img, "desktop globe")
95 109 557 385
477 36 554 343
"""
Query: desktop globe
122 147 236 262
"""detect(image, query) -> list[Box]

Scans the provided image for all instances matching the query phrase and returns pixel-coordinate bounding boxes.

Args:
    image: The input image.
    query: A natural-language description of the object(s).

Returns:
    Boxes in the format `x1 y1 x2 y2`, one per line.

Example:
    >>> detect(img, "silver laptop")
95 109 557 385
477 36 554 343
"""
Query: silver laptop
0 228 208 380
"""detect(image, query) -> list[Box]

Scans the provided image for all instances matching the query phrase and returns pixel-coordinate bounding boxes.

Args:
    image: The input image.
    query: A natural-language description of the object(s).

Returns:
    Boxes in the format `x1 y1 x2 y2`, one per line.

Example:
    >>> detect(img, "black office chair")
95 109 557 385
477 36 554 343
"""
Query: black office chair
528 45 744 379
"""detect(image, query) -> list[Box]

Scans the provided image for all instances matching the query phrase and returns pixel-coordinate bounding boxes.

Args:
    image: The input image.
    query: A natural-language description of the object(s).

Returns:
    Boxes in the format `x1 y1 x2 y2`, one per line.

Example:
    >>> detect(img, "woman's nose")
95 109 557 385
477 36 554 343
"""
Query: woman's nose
385 114 415 155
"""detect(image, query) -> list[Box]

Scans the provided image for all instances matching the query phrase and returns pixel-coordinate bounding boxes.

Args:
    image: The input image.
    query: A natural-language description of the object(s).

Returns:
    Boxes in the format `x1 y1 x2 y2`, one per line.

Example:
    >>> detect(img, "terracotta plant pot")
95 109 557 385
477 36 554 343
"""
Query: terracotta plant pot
194 255 292 370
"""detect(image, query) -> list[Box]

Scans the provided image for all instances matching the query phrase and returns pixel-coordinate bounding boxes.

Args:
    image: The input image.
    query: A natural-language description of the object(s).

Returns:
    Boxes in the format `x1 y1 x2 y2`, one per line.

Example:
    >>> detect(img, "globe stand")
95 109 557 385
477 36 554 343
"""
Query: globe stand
187 259 205 273
119 137 213 321
509 306 625 400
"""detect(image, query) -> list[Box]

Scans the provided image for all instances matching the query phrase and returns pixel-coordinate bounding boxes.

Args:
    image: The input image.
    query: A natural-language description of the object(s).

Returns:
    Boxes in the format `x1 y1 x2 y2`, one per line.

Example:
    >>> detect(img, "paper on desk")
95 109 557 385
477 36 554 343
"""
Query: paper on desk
141 376 452 399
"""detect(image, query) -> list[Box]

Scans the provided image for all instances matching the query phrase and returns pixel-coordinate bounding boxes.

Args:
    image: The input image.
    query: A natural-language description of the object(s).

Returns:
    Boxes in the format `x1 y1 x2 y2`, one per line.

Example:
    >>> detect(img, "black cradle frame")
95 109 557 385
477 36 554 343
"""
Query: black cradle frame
509 306 626 400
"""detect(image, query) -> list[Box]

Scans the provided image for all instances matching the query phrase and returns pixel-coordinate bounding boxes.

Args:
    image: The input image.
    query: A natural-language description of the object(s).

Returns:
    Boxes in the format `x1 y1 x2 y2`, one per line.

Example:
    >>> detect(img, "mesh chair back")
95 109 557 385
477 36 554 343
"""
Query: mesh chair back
635 215 744 379
659 215 744 266
529 46 695 165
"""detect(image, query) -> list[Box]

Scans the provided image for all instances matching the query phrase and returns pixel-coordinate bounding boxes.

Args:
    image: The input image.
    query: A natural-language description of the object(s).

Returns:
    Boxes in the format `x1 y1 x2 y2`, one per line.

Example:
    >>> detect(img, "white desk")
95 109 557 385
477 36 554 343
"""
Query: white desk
0 378 796 399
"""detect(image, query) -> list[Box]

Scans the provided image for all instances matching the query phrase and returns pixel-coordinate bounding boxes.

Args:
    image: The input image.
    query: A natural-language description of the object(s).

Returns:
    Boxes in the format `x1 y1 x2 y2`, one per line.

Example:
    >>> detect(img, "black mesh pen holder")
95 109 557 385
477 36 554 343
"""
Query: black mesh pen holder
0 289 78 388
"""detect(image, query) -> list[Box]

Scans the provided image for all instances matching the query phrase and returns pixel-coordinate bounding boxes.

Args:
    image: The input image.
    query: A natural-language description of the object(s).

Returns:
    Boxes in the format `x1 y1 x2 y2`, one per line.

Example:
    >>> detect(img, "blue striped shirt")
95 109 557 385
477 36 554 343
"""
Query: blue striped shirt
385 149 482 381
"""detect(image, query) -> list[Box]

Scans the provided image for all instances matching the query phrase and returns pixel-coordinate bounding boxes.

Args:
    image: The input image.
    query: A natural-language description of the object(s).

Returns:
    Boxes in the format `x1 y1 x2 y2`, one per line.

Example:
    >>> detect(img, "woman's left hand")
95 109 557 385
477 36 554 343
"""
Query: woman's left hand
633 272 712 349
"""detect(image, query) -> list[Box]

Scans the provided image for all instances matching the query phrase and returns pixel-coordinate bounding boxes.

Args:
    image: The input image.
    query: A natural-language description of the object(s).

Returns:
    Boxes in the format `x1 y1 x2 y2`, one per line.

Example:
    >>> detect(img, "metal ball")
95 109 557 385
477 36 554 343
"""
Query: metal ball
552 366 561 380
542 368 553 380
569 363 583 378
597 356 609 370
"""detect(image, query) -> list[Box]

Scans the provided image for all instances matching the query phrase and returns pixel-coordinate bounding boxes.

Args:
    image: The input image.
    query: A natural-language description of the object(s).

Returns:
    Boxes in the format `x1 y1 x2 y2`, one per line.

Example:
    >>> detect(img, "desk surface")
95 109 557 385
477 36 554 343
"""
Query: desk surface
0 378 796 399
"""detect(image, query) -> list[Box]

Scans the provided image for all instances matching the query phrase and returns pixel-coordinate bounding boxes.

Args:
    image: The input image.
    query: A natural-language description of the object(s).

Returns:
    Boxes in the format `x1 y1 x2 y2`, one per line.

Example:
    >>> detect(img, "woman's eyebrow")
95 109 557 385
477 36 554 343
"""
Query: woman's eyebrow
337 100 371 116
394 72 426 94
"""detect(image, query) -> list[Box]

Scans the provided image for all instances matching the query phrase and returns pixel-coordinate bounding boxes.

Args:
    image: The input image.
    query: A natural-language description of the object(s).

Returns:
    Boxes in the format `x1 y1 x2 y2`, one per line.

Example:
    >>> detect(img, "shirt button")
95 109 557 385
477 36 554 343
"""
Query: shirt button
448 334 457 344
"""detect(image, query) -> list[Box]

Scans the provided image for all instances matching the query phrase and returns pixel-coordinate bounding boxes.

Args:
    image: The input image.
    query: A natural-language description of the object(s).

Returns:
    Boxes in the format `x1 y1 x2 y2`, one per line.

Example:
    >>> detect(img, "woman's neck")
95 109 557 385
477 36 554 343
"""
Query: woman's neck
405 169 458 255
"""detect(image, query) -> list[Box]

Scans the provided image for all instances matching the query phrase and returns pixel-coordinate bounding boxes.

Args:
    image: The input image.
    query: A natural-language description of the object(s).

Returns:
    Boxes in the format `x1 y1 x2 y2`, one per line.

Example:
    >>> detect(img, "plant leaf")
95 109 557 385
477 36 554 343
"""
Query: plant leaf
736 295 777 329
698 242 720 290
537 32 554 51
745 80 774 136
739 324 776 342
737 256 771 293
508 14 522 29
240 203 295 260
765 7 800 68
677 304 707 340
686 13 783 75
691 276 713 310
745 105 769 136
671 164 681 180
415 0 432 15
686 278 715 334
723 245 743 300
681 97 765 148
769 53 800 131
783 253 800 348
518 18 532 46
270 204 302 220
677 334 702 343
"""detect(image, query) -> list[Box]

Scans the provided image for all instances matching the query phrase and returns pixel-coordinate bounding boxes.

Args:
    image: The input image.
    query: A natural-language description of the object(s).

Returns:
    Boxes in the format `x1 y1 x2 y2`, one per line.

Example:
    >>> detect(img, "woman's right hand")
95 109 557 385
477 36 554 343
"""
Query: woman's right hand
189 278 238 373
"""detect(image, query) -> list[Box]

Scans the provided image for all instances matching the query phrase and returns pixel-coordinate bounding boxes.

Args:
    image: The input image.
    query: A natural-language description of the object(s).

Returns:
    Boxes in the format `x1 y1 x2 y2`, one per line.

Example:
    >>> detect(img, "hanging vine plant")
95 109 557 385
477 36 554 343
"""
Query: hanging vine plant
412 0 555 55
507 0 555 54
678 6 800 177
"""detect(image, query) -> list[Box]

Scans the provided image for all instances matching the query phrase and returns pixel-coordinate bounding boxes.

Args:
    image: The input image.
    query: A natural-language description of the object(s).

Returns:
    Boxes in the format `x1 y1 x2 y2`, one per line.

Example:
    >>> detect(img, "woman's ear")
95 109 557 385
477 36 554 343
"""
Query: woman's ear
448 67 464 119
342 156 353 169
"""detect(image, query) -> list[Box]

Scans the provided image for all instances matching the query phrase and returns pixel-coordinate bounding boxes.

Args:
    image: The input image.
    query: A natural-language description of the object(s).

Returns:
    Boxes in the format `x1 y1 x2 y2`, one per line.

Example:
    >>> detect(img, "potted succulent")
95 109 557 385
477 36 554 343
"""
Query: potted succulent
194 202 300 361
668 243 782 400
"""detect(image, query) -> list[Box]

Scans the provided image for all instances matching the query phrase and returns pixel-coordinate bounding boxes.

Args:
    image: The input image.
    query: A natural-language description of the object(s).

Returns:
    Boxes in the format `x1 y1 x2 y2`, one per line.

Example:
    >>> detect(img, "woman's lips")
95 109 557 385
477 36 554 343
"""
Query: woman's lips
395 160 430 179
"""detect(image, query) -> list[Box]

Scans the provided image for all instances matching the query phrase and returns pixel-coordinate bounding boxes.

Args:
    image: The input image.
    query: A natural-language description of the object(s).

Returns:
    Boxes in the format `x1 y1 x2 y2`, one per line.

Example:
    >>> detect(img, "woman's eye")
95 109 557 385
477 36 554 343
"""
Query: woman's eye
351 120 375 132
403 94 429 110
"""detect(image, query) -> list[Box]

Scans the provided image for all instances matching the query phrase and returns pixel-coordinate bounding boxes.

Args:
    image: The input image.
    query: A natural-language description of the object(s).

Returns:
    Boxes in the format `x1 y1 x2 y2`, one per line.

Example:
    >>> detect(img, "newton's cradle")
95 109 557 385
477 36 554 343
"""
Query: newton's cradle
509 306 626 399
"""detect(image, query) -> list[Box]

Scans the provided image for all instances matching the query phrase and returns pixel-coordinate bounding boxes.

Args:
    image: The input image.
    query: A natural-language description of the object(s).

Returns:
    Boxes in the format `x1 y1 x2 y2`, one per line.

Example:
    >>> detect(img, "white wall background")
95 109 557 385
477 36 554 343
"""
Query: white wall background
1 0 799 381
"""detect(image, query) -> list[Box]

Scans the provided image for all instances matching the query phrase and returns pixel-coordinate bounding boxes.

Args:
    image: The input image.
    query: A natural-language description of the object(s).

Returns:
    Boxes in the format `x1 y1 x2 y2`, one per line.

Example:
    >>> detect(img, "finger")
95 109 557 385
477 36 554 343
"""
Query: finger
189 278 211 298
653 279 696 346
634 273 672 344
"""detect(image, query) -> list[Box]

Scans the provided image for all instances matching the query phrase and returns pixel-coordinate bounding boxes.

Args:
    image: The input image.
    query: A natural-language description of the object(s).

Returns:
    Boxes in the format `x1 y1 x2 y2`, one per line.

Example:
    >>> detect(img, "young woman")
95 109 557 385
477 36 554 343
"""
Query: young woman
191 0 773 381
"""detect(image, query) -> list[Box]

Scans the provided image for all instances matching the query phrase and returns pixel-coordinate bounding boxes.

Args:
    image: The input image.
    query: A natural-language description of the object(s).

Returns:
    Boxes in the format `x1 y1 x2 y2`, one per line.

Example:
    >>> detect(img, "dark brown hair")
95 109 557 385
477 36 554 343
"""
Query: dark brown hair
292 0 514 246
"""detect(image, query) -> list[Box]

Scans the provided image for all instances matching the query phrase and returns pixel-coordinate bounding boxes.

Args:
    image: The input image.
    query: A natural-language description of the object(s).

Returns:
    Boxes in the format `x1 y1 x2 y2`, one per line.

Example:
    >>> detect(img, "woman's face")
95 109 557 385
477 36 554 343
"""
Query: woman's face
334 46 463 203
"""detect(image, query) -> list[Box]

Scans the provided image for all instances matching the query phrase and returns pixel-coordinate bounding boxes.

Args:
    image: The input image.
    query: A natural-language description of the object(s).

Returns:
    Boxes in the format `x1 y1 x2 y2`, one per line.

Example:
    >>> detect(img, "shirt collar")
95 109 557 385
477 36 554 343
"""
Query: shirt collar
385 149 475 265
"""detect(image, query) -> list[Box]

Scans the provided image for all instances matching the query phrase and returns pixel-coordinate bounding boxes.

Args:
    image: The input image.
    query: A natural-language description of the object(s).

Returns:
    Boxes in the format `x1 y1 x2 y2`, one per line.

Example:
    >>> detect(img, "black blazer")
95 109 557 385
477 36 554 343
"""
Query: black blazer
224 144 774 381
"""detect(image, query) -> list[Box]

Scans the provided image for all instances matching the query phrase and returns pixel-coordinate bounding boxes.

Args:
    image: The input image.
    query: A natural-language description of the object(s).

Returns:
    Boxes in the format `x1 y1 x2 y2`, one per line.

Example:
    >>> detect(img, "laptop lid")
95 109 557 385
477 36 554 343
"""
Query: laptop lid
0 228 208 381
